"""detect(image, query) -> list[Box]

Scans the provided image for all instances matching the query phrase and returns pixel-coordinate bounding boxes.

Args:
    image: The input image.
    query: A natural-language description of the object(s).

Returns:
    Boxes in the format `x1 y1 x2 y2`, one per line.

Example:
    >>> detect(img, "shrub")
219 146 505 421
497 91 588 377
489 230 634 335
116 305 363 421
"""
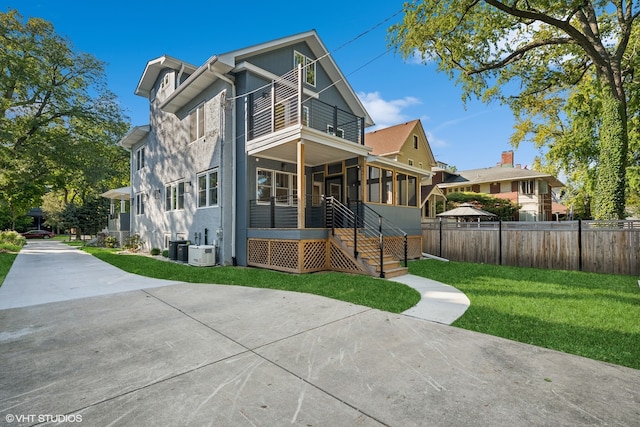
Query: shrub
0 230 26 252
162 249 169 258
122 234 144 253
150 247 161 256
104 236 118 248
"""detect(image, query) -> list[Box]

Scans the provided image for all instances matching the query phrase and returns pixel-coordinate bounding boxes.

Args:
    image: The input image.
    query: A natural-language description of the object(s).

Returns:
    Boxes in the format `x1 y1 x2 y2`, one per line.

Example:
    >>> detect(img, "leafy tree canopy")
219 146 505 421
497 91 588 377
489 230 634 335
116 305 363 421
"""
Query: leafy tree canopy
389 1 638 219
0 9 130 229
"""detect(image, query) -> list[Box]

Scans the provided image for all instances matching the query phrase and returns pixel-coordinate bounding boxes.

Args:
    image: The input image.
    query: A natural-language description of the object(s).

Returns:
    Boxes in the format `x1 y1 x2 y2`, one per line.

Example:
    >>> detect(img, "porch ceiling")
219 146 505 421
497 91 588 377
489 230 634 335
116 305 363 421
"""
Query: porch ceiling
247 126 371 167
101 187 131 201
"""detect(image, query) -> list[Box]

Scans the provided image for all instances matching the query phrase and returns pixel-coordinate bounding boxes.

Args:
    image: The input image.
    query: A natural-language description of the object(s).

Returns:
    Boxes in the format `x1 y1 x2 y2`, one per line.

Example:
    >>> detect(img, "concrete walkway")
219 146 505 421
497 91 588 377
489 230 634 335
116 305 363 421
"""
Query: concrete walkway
1 241 638 426
395 274 470 324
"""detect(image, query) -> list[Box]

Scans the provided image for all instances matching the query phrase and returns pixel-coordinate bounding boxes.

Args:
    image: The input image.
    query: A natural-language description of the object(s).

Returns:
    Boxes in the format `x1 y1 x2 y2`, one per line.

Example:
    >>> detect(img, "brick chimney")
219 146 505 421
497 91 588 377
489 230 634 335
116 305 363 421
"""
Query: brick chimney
501 150 514 167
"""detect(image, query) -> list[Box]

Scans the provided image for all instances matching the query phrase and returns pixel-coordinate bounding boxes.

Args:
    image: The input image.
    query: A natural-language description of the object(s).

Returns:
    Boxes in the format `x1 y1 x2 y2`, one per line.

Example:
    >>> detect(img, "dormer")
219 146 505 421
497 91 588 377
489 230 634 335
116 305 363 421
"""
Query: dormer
135 55 198 104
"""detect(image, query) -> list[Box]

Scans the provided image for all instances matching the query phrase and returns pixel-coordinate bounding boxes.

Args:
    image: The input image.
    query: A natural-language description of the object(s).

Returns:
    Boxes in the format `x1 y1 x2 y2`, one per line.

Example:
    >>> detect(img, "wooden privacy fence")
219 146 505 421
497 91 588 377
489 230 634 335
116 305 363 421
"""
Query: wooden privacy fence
422 220 640 276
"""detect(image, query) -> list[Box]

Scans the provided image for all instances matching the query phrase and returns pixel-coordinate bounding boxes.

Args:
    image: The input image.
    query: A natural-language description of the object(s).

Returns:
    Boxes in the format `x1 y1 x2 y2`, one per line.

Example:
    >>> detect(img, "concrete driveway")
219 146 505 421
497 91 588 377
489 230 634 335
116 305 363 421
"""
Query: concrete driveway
1 241 639 426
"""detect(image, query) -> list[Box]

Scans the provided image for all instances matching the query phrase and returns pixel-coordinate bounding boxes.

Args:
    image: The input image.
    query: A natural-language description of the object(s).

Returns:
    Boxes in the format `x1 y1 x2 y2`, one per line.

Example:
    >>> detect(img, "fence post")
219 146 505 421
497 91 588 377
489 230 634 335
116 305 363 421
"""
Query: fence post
439 217 443 258
578 219 582 271
498 219 502 265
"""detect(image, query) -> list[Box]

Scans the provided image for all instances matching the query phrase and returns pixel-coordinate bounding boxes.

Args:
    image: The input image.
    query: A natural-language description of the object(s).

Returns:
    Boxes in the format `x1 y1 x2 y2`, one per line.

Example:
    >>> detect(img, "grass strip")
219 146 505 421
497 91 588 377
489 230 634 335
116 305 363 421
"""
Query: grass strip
409 259 640 370
84 247 421 313
0 252 17 287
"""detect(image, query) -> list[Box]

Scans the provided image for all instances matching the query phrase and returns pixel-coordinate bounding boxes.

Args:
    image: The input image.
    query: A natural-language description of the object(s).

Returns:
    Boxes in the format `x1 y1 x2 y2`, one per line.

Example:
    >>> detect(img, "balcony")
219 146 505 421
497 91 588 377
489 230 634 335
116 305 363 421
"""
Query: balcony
245 67 367 165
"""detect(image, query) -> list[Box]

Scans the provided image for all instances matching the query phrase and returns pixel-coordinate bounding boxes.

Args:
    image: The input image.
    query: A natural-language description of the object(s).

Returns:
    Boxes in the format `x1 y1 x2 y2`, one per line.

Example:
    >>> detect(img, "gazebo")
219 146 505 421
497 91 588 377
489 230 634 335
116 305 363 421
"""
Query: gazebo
437 203 497 222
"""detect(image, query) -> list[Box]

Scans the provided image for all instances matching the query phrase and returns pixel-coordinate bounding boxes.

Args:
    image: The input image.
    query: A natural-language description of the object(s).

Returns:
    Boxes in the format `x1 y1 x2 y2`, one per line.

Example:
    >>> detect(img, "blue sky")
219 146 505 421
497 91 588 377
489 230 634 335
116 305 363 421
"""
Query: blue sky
6 0 542 171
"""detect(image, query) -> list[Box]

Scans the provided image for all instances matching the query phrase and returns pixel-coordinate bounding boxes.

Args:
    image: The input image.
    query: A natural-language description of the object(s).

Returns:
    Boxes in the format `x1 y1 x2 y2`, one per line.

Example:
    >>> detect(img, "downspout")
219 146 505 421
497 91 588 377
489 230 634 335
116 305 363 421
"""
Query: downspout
211 69 236 264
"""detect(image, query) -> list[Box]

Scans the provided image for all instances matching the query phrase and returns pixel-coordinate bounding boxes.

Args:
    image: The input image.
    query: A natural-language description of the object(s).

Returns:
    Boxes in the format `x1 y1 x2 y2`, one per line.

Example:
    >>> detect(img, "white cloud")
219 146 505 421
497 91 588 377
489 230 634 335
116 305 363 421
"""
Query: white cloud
358 91 421 129
425 130 448 148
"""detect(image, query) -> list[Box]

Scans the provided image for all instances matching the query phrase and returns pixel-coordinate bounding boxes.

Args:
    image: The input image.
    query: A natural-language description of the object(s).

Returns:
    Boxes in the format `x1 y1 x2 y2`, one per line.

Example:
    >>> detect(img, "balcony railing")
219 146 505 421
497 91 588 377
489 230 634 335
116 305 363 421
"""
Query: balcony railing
249 195 324 229
246 67 365 145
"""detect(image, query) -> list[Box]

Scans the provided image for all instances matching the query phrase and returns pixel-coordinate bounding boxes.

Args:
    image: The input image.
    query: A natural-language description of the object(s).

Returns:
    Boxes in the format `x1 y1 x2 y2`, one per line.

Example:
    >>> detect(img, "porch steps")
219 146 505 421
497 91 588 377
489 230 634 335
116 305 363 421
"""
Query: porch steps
331 229 408 279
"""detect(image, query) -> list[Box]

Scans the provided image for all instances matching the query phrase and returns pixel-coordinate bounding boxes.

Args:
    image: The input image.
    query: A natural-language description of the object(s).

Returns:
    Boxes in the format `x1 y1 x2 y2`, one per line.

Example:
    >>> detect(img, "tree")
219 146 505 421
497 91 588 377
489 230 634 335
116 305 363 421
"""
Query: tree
389 1 638 219
445 192 520 220
0 9 129 227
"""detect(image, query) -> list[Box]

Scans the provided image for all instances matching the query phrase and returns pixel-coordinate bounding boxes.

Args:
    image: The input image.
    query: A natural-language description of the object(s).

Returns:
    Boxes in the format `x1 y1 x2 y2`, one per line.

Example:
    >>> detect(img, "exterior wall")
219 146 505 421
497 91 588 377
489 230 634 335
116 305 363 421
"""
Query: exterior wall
233 44 364 266
392 133 433 173
130 72 234 264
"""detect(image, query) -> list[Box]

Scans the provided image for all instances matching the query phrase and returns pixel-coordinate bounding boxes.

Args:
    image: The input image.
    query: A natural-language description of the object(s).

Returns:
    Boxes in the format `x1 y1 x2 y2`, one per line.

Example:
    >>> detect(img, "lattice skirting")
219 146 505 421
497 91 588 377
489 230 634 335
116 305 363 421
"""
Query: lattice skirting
247 239 331 274
383 235 422 260
247 235 421 275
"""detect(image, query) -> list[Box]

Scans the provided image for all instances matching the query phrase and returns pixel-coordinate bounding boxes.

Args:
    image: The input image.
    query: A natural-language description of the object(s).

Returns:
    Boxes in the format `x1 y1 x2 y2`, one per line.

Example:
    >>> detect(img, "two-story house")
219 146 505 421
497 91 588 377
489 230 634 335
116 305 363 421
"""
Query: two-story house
106 30 427 277
364 119 444 220
434 150 565 221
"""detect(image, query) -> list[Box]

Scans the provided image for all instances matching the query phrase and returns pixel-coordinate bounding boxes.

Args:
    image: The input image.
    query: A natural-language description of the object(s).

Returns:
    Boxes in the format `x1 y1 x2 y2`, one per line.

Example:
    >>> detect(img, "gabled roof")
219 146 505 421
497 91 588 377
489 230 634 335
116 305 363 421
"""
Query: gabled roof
134 30 373 125
218 30 373 127
119 125 150 150
420 184 445 206
365 119 436 165
441 165 564 188
135 56 197 98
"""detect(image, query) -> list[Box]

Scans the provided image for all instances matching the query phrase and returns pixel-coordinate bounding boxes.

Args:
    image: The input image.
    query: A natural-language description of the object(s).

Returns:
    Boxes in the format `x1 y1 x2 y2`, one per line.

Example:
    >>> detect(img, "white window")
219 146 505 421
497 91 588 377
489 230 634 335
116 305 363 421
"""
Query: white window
413 135 418 149
327 124 344 138
294 51 316 86
408 159 414 166
189 104 205 142
165 181 185 211
256 168 296 205
520 180 535 195
135 193 145 215
197 170 218 208
135 147 145 171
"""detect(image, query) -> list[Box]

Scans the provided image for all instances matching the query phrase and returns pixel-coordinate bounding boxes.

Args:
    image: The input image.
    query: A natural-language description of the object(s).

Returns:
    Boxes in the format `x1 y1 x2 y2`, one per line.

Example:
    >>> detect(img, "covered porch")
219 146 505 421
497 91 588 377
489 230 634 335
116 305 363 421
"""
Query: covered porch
100 187 131 246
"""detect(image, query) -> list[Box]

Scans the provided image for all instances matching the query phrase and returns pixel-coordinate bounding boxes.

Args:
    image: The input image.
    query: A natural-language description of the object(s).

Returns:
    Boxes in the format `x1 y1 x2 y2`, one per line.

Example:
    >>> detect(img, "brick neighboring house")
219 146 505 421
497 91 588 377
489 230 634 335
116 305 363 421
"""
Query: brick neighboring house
435 150 566 221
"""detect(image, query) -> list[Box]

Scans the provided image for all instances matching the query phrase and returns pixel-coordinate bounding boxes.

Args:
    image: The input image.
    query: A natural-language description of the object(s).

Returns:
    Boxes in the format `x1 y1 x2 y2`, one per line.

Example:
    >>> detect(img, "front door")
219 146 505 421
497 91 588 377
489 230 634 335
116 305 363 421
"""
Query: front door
326 176 345 228
326 176 343 202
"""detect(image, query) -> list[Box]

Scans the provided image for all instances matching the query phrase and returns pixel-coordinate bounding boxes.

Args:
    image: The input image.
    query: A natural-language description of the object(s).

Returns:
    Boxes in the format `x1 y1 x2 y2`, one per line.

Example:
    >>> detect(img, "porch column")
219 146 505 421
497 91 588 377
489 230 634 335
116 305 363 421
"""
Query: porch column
297 140 305 228
120 194 126 213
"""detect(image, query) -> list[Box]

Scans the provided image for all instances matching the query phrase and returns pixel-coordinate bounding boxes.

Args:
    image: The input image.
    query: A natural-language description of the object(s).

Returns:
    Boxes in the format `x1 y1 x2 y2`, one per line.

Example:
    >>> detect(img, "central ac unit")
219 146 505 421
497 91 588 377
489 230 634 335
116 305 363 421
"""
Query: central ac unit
188 244 216 267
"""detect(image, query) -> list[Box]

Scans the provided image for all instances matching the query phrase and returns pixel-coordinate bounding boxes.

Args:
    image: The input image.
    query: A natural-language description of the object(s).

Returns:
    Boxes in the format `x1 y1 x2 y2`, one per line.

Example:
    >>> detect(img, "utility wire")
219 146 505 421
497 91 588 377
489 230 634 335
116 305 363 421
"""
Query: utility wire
225 8 404 102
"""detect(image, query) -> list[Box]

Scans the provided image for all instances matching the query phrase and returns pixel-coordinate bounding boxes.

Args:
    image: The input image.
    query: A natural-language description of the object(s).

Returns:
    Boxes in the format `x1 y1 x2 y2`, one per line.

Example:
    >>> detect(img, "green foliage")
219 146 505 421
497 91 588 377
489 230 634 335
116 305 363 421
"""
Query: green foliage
445 192 520 220
61 196 110 237
410 260 640 369
122 234 144 252
389 1 637 218
0 9 130 228
0 230 25 252
150 247 161 256
594 93 628 219
104 236 118 248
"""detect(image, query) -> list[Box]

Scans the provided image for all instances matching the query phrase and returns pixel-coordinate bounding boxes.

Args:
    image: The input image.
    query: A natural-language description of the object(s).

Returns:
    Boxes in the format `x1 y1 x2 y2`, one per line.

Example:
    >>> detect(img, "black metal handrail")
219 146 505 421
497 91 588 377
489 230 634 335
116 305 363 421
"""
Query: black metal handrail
324 196 408 278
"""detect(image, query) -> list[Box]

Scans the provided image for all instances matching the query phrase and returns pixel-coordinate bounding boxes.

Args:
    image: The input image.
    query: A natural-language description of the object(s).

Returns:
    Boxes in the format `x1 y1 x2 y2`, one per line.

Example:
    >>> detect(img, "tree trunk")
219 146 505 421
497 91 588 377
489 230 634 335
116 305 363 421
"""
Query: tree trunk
594 91 628 219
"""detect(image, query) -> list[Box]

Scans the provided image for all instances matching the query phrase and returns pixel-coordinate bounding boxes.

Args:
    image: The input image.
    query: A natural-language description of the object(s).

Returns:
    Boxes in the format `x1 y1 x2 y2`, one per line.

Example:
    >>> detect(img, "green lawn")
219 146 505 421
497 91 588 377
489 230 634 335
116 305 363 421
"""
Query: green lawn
409 260 640 370
82 247 421 314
